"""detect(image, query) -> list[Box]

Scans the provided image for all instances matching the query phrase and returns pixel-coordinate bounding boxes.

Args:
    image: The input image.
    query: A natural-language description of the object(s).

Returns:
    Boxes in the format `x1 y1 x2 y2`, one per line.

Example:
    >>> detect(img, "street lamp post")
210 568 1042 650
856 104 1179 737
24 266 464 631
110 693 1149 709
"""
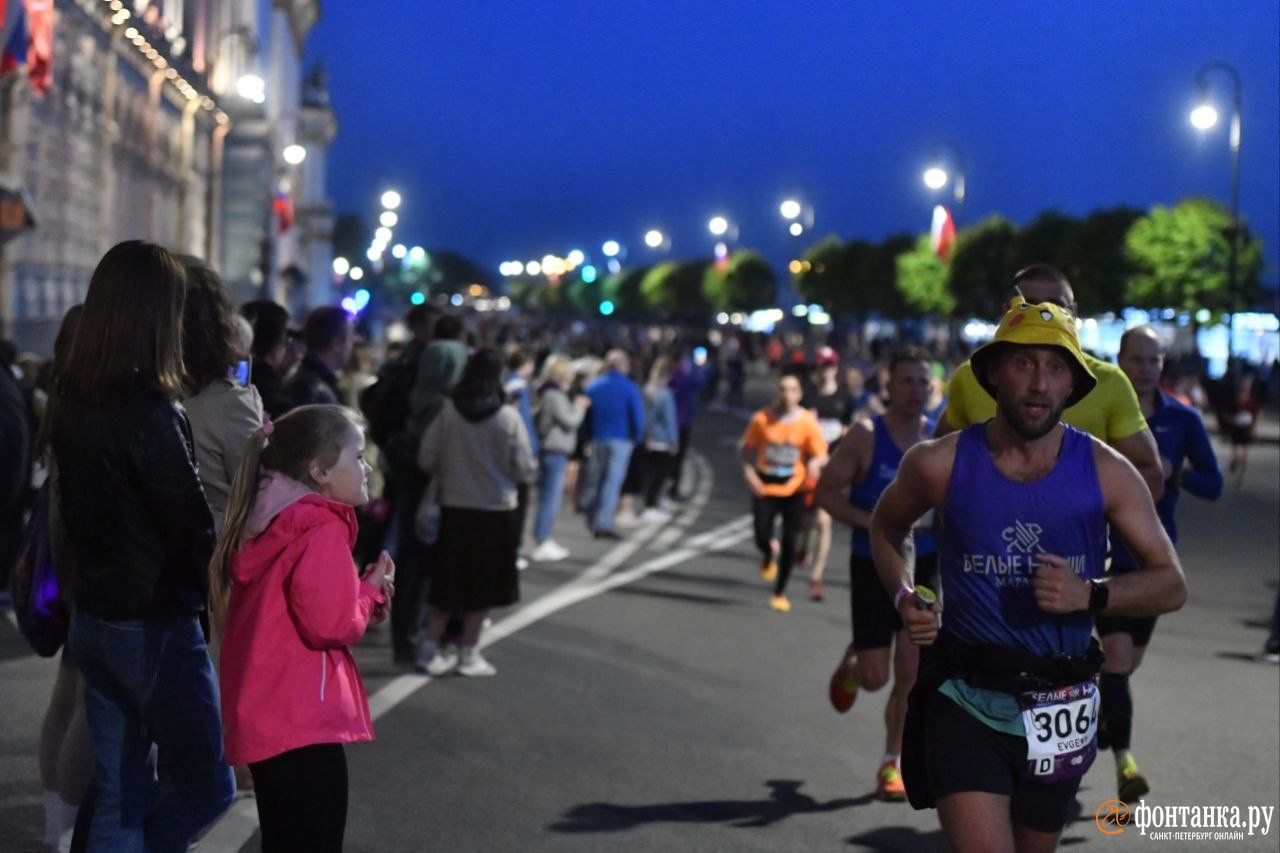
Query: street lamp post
922 140 966 222
1190 60 1243 354
779 199 813 309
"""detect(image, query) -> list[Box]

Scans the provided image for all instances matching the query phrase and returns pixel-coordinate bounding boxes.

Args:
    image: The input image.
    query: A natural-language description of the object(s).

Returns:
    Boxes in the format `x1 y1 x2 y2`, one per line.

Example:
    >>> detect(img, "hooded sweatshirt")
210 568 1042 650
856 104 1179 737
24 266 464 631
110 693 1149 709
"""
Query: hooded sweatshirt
418 397 537 511
219 473 385 766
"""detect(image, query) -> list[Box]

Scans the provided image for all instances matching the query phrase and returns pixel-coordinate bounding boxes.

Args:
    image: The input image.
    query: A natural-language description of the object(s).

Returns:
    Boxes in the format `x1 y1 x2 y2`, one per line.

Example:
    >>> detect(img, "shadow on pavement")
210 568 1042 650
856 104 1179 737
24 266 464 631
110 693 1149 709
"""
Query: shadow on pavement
1214 650 1267 663
549 779 870 832
844 824 947 851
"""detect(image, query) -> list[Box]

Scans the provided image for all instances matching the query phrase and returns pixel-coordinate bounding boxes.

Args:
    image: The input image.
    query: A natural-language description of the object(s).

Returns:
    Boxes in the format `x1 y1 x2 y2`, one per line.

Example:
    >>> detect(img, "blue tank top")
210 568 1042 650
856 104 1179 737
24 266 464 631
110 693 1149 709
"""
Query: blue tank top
939 423 1106 658
850 416 937 558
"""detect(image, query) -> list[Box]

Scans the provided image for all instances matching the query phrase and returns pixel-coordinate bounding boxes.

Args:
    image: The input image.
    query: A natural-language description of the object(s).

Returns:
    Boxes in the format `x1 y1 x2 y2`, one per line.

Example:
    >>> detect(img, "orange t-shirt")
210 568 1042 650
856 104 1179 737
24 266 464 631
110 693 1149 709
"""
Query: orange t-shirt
741 408 828 497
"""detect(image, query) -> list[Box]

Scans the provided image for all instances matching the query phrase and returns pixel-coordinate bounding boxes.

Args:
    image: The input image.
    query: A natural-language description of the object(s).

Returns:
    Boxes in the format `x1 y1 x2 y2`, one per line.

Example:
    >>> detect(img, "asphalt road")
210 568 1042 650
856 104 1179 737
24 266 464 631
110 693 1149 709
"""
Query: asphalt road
2 396 1277 852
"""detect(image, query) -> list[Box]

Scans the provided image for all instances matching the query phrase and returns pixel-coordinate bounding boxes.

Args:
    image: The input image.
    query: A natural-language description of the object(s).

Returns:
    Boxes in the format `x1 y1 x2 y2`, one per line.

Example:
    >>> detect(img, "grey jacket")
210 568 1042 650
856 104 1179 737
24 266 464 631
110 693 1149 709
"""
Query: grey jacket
535 384 585 455
418 401 537 511
183 379 264 533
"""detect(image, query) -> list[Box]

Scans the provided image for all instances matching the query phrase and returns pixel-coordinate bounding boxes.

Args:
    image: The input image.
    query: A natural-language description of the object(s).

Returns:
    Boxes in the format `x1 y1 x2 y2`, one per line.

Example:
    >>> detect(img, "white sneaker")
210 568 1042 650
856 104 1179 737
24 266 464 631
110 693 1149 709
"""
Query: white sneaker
516 556 530 571
415 642 458 676
532 540 570 562
456 649 497 677
640 507 672 524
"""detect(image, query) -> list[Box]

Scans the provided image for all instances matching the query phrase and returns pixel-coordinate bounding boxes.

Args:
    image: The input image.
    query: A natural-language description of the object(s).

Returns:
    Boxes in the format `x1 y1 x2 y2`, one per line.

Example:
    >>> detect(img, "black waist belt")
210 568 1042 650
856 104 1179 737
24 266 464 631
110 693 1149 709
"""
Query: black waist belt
754 469 793 486
925 631 1104 696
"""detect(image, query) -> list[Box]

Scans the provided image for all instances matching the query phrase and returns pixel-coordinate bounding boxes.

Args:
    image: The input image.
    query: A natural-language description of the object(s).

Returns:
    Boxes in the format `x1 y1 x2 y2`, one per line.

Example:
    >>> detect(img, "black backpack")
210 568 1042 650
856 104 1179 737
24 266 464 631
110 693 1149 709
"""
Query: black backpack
360 349 419 449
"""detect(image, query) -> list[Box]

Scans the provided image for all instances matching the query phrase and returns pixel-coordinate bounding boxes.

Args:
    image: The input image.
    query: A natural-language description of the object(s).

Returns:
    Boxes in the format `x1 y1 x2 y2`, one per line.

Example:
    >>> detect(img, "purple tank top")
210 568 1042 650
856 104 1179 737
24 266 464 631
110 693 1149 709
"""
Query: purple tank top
940 423 1106 658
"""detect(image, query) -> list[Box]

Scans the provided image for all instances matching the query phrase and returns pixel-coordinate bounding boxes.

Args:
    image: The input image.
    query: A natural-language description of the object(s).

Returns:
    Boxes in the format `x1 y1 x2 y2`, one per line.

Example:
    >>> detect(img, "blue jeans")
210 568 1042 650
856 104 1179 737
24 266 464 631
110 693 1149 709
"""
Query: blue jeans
587 439 634 533
68 610 235 853
534 451 569 543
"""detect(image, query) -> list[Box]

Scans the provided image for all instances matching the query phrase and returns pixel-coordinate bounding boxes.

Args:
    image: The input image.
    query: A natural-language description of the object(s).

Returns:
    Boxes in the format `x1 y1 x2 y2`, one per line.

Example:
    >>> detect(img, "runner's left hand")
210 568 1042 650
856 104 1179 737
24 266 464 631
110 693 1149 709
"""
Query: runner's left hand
1032 554 1089 613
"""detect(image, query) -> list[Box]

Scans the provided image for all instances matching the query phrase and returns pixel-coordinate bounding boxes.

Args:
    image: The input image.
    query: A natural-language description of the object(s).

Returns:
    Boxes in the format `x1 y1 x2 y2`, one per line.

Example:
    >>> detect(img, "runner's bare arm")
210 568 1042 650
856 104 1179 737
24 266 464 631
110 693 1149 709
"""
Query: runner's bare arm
1110 427 1165 502
870 437 954 596
814 419 872 529
739 418 766 496
1095 442 1186 615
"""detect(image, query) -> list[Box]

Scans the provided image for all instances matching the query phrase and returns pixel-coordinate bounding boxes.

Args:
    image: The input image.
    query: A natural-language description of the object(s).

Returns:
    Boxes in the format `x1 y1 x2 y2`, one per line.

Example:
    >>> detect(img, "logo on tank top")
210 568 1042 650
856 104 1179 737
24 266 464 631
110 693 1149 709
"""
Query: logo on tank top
1002 520 1044 554
961 518 1087 586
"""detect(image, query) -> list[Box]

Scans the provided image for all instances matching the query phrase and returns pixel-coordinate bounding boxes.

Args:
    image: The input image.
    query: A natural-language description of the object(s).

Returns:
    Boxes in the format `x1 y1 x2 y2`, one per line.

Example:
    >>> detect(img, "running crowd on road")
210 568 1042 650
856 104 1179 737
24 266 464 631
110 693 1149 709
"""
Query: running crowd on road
1 243 1277 852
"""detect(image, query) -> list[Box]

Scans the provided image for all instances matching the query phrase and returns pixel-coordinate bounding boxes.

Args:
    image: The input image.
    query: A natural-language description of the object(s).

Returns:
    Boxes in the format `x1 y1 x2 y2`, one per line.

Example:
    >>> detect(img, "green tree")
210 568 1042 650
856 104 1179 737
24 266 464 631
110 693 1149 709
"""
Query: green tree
1075 206 1143 315
856 233 913 317
793 236 847 311
602 266 649 318
1125 198 1264 314
948 216 1019 319
641 260 710 316
702 250 777 310
895 234 953 313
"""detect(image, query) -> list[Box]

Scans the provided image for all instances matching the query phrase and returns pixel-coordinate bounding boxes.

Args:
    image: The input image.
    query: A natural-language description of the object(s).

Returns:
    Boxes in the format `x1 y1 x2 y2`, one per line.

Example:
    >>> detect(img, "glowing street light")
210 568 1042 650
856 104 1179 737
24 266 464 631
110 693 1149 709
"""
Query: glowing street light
601 240 621 258
282 144 306 165
922 140 966 218
566 249 586 267
392 244 407 259
409 246 426 262
380 190 402 210
375 227 393 243
526 260 542 276
365 247 381 262
708 216 729 237
379 210 398 228
789 222 804 237
779 199 802 220
1189 103 1218 130
1189 60 1244 349
332 256 350 276
235 73 266 104
349 267 365 281
644 229 665 249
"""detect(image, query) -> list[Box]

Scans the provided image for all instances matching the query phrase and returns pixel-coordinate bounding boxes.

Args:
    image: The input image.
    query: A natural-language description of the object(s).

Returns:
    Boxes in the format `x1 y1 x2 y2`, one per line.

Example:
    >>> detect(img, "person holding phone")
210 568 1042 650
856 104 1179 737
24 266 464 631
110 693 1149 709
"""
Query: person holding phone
179 258 265 533
212 405 393 853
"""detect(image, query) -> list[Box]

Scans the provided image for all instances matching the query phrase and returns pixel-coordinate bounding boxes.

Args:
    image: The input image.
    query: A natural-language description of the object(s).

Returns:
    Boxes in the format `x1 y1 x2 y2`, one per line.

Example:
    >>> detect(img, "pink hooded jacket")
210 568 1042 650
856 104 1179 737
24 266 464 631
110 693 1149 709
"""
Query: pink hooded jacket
219 473 385 766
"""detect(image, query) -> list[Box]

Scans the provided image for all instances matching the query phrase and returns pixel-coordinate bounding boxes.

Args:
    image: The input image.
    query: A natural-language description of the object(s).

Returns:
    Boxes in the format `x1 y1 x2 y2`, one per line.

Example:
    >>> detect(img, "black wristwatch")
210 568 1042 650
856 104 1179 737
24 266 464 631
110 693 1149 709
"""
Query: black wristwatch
1088 580 1110 613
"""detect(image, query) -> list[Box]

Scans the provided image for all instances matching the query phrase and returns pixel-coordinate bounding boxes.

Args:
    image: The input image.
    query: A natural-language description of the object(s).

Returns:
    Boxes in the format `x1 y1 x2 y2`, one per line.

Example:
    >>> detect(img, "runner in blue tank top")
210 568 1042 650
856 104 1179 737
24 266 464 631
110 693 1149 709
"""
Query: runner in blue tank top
1097 326 1222 803
869 301 1186 852
816 348 939 802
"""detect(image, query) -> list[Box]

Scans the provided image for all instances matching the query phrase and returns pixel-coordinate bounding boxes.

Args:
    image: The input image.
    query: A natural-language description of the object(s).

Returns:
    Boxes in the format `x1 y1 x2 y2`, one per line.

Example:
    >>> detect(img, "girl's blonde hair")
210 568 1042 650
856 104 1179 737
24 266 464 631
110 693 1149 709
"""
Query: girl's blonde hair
209 404 366 623
539 353 574 388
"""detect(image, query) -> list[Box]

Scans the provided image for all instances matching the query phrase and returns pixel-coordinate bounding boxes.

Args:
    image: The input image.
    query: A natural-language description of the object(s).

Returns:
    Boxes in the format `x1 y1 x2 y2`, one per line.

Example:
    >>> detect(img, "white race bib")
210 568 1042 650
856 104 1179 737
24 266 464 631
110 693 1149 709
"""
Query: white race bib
1019 681 1099 783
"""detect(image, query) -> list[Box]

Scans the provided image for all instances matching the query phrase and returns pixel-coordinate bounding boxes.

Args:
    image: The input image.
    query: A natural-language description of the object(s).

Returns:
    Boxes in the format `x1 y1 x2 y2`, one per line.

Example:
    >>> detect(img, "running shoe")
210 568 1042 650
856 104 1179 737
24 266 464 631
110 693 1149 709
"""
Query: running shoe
809 580 825 602
760 555 778 582
876 762 907 802
769 594 791 613
828 651 859 713
640 507 673 523
457 649 497 677
1116 753 1150 803
1262 638 1280 664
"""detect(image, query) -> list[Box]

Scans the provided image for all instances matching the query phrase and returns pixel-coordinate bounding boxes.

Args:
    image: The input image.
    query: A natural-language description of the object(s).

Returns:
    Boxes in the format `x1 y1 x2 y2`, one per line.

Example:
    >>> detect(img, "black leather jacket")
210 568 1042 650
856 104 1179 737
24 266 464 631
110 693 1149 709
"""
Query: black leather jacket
51 392 216 620
283 353 341 408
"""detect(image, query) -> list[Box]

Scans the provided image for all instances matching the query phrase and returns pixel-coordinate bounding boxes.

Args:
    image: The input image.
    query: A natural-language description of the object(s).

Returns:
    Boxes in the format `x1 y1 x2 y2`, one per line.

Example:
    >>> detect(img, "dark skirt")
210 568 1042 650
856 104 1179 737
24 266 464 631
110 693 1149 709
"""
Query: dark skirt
427 506 521 612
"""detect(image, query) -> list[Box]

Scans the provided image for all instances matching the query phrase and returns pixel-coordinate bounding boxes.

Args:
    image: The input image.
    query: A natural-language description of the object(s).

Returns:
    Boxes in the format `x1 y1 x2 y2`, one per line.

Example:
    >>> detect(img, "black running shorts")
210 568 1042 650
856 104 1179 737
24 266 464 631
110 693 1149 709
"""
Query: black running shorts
849 552 938 650
1094 614 1158 647
926 692 1081 834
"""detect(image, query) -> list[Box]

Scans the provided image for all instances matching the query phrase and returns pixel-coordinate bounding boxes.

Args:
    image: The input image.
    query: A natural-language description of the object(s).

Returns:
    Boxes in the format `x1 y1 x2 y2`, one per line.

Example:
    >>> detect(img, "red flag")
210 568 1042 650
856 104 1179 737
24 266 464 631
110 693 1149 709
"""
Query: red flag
931 204 955 260
24 0 51 95
273 192 294 233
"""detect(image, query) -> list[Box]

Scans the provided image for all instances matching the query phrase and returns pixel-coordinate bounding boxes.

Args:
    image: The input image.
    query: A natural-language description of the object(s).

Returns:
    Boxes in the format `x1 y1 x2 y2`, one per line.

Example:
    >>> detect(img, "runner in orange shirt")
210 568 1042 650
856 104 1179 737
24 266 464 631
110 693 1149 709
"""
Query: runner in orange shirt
740 371 829 612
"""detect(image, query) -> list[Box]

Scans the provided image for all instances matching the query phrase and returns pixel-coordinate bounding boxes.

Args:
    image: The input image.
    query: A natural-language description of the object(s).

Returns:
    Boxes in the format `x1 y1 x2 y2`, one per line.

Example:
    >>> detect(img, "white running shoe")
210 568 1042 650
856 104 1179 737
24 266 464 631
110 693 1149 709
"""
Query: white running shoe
640 507 672 524
531 540 570 562
457 649 497 677
614 510 642 529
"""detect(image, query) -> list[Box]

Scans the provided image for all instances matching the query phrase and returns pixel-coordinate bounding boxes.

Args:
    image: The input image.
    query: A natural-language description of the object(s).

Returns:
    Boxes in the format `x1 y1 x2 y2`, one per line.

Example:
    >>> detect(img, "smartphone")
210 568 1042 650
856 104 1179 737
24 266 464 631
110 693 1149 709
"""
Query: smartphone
693 346 708 366
230 359 251 386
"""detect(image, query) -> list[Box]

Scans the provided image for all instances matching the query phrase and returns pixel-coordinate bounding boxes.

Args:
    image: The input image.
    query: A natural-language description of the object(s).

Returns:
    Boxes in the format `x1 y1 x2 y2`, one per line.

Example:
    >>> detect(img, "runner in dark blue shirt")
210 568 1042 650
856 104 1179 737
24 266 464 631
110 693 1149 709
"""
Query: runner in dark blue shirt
1098 326 1222 802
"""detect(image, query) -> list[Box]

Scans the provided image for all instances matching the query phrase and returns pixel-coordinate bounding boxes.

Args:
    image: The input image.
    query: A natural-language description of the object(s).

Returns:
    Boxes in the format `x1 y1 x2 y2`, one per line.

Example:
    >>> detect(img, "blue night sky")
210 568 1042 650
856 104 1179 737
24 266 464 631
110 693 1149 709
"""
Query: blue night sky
305 0 1280 287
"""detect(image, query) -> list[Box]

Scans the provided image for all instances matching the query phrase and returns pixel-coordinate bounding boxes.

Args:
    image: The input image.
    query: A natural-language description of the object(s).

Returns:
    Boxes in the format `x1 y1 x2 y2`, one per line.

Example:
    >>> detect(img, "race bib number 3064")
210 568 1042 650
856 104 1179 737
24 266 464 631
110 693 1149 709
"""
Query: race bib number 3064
1019 681 1099 784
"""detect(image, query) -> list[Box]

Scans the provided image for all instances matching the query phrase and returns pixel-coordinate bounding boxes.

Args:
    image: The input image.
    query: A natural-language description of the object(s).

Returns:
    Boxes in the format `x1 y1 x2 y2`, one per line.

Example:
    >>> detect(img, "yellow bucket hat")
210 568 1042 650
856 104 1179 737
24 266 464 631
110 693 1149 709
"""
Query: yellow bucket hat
969 301 1097 408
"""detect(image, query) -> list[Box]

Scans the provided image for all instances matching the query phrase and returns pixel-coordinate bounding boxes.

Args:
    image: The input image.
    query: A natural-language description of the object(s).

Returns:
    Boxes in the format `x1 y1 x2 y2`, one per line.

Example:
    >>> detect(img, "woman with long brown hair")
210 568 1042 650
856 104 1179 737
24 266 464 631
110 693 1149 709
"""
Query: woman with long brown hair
51 240 235 849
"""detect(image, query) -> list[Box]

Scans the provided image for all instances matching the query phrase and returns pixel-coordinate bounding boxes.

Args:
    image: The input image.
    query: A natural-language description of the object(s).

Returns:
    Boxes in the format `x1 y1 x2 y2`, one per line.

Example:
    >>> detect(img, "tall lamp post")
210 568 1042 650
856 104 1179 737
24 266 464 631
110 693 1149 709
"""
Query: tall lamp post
1190 60 1242 355
922 140 966 222
779 199 813 309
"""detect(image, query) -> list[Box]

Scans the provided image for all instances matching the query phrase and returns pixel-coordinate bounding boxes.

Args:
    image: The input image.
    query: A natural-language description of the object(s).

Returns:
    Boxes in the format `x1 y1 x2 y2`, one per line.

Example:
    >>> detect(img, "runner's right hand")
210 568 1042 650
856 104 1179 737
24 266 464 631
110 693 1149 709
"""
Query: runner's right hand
898 593 940 646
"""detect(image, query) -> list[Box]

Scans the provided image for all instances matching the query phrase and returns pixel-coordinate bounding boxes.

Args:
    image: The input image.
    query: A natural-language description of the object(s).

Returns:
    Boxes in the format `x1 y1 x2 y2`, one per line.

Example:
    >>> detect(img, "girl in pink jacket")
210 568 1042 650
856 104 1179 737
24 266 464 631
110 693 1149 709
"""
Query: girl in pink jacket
210 405 394 852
